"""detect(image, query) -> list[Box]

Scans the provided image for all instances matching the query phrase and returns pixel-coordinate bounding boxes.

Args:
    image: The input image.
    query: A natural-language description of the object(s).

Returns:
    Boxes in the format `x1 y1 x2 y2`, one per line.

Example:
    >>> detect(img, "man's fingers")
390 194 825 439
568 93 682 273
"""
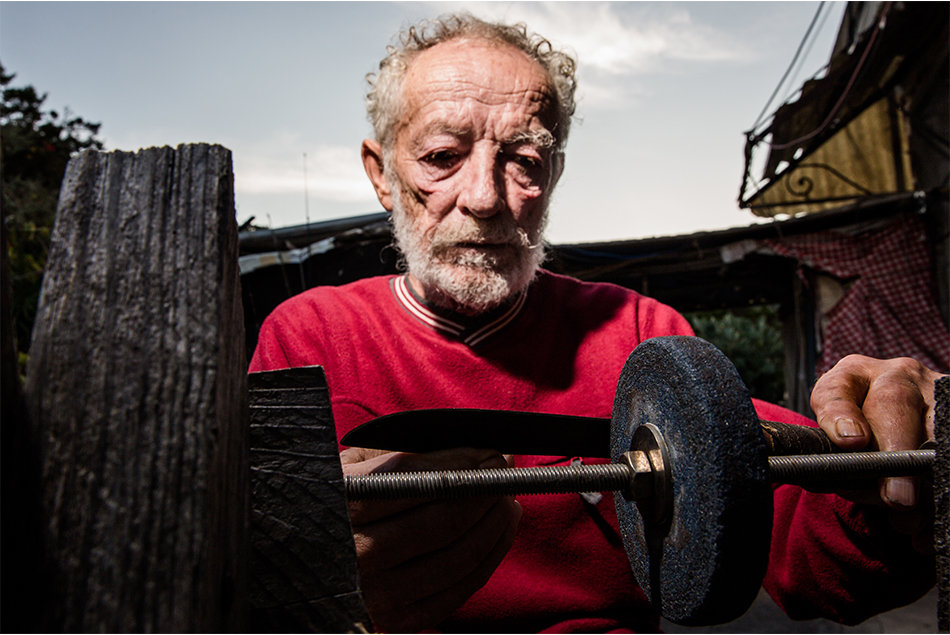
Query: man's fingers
341 446 509 474
812 355 943 511
357 497 522 633
813 355 937 450
861 361 931 508
343 446 510 523
913 528 936 555
343 446 522 632
355 495 508 570
811 355 873 450
862 362 930 451
365 497 521 602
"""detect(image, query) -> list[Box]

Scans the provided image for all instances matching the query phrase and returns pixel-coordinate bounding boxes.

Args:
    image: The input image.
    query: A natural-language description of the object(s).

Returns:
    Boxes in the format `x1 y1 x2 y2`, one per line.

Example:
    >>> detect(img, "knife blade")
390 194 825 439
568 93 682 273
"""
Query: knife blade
340 408 612 458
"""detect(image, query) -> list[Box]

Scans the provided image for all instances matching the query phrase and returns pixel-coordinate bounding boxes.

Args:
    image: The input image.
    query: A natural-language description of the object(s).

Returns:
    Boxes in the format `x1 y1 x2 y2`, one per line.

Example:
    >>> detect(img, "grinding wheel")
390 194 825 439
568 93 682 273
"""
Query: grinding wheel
611 336 772 626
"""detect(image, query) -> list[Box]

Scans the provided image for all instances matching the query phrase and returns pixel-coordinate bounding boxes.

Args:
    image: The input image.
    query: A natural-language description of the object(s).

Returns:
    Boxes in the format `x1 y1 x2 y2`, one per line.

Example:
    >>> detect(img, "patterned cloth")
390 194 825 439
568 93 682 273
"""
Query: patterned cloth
763 213 950 376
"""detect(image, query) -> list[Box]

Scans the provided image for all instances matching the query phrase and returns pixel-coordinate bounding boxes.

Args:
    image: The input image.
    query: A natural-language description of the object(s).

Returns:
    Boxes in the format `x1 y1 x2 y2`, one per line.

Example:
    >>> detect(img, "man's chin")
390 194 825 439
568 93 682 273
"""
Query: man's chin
418 262 534 314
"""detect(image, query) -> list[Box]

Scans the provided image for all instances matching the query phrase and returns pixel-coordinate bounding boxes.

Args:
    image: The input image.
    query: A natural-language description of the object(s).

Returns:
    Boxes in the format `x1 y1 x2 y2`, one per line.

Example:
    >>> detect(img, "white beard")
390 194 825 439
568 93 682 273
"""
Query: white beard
390 185 547 314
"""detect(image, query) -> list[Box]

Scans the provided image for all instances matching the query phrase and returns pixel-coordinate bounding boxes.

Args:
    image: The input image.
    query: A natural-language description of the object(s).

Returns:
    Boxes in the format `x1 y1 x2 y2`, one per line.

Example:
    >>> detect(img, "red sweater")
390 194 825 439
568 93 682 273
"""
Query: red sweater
250 270 933 632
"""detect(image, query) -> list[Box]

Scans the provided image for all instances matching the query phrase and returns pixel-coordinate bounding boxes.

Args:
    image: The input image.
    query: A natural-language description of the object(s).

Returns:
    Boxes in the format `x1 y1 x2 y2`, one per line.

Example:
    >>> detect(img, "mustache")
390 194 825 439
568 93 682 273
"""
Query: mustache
426 217 543 252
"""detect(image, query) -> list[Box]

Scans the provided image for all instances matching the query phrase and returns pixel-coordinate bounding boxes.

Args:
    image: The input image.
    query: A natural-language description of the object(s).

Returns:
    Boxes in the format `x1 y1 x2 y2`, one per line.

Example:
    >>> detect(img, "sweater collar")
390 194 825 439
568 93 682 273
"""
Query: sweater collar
390 274 528 346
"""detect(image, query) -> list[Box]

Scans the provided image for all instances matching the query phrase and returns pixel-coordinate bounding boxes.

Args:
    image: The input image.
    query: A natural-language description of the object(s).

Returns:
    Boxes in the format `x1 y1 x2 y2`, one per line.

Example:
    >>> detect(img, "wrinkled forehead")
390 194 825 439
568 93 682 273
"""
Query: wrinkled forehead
399 38 559 133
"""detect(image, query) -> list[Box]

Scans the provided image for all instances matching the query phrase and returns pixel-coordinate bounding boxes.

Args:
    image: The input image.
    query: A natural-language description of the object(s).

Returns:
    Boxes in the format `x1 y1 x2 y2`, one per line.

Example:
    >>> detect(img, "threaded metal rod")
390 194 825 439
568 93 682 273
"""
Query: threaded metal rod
344 449 935 501
346 463 632 501
768 449 934 484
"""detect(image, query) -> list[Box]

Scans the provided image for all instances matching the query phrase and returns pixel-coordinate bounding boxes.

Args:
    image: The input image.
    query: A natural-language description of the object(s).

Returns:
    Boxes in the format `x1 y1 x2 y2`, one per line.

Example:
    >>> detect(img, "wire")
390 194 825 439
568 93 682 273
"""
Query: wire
782 4 835 109
770 2 891 151
749 2 827 134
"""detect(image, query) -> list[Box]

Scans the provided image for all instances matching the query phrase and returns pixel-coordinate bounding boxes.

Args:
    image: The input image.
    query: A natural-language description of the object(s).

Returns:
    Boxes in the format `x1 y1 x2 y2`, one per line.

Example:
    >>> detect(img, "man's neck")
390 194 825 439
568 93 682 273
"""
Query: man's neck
406 273 513 318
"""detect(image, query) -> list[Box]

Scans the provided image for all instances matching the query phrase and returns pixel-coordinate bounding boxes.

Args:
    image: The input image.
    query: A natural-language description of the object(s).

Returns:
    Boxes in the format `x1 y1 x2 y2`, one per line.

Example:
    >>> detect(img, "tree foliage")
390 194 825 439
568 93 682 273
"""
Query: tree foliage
1 63 103 372
685 305 787 406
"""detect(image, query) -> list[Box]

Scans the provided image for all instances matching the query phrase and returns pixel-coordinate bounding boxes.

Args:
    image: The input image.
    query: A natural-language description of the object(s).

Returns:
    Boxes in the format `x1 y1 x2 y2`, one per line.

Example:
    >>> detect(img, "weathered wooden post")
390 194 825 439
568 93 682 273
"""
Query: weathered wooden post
23 144 248 632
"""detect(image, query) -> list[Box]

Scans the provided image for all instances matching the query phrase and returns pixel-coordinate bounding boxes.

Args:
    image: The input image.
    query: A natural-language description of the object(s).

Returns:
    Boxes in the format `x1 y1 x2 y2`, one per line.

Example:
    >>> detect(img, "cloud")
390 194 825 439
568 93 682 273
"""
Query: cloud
100 128 376 203
233 138 376 203
420 2 752 107
476 2 748 72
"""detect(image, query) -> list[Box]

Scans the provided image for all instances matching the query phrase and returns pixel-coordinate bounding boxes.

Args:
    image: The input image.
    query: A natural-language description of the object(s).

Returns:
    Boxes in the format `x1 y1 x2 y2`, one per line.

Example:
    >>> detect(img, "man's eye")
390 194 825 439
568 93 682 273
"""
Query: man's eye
421 151 459 168
510 154 542 171
516 156 541 169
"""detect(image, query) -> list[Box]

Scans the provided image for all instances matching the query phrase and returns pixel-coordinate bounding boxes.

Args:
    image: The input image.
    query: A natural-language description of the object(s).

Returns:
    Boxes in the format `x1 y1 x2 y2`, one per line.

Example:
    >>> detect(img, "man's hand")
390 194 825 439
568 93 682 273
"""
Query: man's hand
341 446 522 633
811 354 946 552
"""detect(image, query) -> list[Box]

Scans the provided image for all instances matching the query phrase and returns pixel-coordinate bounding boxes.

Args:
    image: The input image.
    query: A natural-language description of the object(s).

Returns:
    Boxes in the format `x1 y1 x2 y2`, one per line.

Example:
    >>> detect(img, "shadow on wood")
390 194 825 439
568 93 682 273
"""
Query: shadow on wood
1 186 49 632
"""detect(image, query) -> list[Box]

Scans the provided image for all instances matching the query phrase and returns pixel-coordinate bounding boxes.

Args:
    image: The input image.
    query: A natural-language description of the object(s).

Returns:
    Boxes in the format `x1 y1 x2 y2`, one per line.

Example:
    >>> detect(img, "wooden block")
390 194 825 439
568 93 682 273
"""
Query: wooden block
249 366 371 633
935 376 949 632
24 144 248 632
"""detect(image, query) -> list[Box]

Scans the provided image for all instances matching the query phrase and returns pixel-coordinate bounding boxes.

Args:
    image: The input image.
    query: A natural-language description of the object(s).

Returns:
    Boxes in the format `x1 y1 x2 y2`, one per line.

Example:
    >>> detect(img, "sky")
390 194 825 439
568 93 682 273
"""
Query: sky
0 1 847 244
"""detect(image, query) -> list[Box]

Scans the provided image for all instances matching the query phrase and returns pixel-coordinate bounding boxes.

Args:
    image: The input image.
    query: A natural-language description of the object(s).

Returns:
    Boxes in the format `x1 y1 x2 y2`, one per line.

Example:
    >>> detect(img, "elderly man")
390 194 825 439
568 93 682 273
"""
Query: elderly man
250 14 943 633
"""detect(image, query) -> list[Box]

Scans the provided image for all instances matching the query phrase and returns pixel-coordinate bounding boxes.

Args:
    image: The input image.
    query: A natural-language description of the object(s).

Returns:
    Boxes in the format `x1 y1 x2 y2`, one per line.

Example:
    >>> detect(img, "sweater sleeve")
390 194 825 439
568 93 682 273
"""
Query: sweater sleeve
636 293 695 340
754 400 935 624
248 293 324 372
249 311 292 372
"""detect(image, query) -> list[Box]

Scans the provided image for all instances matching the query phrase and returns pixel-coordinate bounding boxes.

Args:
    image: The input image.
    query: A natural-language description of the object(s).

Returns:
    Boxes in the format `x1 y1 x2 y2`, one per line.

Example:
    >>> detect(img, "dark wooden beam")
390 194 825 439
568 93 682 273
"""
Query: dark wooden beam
24 144 248 632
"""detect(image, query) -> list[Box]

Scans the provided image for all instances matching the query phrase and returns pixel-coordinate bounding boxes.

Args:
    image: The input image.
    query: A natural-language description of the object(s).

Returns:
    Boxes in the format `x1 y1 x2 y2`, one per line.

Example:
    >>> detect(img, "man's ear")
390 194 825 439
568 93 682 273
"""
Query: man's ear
362 139 393 211
549 151 565 190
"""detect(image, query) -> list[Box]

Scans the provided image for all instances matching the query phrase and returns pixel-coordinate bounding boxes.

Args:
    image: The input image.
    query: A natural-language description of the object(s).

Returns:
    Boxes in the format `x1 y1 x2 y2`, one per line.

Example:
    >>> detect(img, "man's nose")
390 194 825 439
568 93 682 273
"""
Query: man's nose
456 150 504 218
